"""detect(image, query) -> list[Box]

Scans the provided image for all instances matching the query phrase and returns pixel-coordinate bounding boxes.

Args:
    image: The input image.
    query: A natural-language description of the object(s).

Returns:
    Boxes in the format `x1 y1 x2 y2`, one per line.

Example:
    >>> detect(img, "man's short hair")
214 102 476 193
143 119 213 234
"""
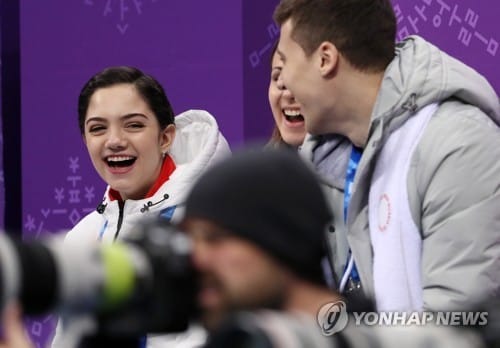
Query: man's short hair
274 0 397 72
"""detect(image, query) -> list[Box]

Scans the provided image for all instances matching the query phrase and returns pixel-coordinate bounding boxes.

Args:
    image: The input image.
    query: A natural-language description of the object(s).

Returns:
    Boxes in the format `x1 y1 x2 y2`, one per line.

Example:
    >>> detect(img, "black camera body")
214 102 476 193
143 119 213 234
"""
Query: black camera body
94 218 199 337
0 218 199 345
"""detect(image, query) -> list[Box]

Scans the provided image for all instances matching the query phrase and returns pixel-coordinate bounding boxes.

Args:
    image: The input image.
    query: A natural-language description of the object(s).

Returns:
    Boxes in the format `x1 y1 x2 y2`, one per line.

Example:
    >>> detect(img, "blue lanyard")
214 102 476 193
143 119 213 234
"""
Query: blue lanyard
342 146 362 284
98 220 108 241
344 146 362 222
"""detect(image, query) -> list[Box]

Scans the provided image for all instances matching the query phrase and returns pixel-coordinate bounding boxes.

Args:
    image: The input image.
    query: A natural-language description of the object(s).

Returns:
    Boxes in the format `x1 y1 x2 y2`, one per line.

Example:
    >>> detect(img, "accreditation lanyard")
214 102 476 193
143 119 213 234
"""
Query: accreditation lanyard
139 336 147 348
340 146 362 291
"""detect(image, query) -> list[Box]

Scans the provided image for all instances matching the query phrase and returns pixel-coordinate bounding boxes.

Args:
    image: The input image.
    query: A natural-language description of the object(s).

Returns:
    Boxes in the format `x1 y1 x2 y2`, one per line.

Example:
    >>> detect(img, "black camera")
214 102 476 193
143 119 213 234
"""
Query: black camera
0 218 199 346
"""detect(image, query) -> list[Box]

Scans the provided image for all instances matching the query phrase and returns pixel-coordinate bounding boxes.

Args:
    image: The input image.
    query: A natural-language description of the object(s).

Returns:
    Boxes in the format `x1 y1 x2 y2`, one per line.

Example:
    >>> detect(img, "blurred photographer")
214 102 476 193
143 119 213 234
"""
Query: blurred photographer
180 148 489 348
180 148 343 335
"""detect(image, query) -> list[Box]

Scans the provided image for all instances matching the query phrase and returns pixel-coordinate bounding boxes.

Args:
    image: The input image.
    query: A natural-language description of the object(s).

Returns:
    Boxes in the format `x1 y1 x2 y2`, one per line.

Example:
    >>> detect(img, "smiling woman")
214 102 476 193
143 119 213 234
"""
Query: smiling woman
50 66 231 348
83 83 176 201
78 68 176 203
267 43 306 149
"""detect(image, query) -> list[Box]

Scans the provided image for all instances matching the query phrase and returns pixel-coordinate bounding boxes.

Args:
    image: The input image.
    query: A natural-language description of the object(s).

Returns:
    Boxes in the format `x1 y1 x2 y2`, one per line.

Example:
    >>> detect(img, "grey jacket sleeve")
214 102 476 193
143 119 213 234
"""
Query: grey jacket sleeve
412 103 500 311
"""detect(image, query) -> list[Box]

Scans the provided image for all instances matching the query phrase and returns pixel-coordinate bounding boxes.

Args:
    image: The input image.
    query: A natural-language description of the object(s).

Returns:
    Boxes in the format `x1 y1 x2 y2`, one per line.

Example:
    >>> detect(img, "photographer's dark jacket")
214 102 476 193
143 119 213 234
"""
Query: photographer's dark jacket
52 110 231 348
301 35 500 311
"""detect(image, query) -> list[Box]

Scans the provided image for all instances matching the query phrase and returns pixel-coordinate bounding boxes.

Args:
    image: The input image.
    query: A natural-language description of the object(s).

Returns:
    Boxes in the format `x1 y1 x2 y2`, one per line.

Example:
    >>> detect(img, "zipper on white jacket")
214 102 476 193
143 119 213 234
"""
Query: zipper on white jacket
114 201 125 241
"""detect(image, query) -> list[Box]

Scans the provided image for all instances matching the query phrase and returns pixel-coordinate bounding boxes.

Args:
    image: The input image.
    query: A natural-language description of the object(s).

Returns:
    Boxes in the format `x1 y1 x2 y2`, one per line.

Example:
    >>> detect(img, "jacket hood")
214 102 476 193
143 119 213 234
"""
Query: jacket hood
373 35 500 128
169 109 231 183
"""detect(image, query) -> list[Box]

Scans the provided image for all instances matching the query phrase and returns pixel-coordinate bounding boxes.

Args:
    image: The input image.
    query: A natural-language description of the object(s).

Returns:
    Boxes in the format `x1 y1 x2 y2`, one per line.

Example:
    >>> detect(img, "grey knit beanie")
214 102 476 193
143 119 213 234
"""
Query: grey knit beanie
184 148 332 285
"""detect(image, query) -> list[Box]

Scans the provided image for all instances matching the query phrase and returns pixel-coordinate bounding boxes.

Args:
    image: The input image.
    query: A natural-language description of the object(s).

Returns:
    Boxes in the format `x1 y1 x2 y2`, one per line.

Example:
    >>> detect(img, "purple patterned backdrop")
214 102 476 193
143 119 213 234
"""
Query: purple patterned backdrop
17 0 500 347
394 0 499 91
243 0 281 143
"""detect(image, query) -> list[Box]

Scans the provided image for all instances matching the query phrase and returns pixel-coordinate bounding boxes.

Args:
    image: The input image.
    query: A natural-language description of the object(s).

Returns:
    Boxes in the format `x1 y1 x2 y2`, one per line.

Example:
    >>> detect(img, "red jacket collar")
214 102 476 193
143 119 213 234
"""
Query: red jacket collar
108 155 176 201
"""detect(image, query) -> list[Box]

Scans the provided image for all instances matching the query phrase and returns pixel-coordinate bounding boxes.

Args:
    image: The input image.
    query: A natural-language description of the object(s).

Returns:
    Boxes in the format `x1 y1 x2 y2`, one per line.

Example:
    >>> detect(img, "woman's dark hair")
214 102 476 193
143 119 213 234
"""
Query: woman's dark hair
267 125 288 148
78 66 175 134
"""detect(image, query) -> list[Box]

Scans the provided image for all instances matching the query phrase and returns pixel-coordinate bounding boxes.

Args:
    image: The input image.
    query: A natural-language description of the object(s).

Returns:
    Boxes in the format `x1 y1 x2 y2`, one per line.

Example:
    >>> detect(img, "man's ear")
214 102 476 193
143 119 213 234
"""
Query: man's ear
318 41 339 77
160 123 176 153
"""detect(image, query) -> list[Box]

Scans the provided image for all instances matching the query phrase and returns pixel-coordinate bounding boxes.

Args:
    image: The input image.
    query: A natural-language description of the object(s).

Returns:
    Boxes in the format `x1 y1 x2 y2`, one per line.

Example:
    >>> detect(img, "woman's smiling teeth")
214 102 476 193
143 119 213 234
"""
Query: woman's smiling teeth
283 109 304 122
106 155 137 167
